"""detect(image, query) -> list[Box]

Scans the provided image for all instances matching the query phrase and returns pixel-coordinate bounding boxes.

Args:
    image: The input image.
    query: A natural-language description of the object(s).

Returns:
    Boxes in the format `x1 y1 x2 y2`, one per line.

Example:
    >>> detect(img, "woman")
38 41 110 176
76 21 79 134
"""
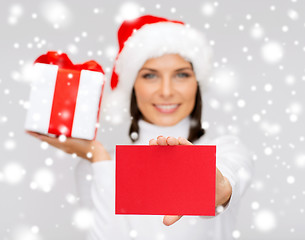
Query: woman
27 15 253 240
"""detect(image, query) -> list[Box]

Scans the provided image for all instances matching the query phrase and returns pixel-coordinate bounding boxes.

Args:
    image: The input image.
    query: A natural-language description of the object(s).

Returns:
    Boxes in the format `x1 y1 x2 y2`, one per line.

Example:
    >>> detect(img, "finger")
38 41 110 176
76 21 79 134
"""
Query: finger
26 130 46 138
149 139 158 145
178 137 193 145
163 215 183 226
27 132 48 142
26 130 35 134
26 130 40 137
166 136 179 146
157 136 167 145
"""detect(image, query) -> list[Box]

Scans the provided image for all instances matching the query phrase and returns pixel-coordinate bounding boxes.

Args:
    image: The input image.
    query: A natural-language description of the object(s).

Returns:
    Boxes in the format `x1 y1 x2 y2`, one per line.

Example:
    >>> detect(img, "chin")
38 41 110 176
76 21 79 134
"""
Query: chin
153 117 182 127
141 106 190 126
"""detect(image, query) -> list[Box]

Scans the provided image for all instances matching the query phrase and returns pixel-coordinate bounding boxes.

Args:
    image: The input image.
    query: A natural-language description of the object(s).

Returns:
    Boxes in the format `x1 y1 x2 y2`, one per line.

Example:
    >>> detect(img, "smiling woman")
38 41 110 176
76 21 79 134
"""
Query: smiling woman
26 14 253 240
83 15 251 239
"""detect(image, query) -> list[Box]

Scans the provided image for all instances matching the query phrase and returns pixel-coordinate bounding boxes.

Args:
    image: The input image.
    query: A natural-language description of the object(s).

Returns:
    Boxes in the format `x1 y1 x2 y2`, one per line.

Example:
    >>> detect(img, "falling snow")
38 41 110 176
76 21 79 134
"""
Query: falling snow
261 42 284 63
115 2 142 23
40 1 72 28
254 209 276 231
73 208 93 230
3 163 26 184
201 3 216 17
250 23 264 39
32 168 55 192
1 0 305 239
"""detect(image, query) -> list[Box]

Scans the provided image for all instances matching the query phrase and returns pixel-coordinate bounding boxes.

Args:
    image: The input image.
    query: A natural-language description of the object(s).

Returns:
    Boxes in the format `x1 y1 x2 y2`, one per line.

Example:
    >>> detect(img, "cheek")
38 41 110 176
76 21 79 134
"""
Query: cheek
180 82 198 103
134 82 153 107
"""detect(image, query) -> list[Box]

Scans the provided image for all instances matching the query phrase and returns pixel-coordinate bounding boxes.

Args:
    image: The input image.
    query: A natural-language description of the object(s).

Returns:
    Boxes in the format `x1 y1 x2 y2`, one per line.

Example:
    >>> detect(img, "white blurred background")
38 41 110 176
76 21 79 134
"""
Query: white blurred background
0 0 305 239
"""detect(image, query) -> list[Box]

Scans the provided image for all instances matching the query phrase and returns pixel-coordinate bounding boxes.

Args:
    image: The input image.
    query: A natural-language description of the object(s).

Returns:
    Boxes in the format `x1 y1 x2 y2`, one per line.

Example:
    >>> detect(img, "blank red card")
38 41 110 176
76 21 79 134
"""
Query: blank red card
115 145 216 216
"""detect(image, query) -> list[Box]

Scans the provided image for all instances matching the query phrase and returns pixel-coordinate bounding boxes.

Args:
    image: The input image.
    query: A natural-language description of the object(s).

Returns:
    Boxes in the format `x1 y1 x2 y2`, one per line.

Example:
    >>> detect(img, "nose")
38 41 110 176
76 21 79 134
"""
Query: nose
159 76 174 98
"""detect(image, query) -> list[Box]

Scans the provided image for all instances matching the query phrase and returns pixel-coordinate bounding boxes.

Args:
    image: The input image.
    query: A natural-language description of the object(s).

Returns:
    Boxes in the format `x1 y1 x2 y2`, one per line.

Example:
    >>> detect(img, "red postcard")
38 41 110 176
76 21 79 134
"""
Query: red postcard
115 145 216 216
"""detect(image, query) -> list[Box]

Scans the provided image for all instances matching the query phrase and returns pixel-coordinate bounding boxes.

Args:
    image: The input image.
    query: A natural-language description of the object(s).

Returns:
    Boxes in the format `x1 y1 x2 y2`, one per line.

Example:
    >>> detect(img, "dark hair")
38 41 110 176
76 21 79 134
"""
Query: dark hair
128 83 205 143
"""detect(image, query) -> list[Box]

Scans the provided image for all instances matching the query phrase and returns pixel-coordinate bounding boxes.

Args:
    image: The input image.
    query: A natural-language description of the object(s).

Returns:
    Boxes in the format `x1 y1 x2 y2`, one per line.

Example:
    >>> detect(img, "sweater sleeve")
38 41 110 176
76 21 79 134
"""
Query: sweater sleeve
197 135 254 216
214 135 253 215
74 157 94 208
91 160 115 224
86 160 132 240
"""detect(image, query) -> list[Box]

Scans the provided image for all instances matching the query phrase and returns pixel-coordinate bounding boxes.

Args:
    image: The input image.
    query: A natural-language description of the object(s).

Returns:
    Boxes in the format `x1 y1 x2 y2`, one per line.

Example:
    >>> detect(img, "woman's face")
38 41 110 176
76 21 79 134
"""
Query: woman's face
134 54 198 126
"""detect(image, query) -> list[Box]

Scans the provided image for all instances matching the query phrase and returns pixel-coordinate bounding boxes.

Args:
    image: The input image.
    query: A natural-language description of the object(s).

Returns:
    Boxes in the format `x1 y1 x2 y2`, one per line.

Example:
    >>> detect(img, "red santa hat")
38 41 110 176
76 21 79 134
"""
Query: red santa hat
110 15 212 92
105 15 212 124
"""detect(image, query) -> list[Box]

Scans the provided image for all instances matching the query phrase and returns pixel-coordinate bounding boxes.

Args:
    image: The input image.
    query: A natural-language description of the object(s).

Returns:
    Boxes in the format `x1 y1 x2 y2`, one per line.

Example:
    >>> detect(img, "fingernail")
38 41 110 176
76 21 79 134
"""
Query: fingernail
157 135 163 139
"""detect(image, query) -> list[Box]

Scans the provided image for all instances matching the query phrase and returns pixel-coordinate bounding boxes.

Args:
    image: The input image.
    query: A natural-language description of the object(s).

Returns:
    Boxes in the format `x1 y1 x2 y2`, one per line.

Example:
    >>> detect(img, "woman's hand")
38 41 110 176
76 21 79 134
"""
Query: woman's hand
149 136 232 226
25 130 111 163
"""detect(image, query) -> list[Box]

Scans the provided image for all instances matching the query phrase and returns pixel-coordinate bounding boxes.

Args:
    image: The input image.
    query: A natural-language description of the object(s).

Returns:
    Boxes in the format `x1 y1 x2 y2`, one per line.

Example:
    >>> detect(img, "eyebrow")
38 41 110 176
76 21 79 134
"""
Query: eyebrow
139 68 158 72
139 67 193 72
174 67 193 72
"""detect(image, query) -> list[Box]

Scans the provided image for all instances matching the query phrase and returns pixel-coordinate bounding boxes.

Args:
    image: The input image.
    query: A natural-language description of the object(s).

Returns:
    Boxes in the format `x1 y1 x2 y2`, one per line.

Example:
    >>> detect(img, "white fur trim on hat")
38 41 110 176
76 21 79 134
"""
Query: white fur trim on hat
114 21 213 98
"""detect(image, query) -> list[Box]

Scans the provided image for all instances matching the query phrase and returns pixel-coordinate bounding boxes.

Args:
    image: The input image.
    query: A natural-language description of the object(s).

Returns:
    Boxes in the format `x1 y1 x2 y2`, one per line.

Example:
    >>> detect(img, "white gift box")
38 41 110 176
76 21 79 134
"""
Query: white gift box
24 62 105 140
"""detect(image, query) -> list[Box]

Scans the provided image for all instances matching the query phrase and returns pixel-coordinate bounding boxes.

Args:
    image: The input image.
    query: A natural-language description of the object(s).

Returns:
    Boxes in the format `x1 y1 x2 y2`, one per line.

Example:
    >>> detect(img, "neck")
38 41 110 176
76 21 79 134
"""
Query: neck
135 116 191 145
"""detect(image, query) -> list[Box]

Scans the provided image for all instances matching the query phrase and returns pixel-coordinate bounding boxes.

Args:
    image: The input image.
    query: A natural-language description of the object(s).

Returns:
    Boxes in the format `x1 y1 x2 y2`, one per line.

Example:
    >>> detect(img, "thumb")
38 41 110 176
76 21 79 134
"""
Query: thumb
163 215 183 226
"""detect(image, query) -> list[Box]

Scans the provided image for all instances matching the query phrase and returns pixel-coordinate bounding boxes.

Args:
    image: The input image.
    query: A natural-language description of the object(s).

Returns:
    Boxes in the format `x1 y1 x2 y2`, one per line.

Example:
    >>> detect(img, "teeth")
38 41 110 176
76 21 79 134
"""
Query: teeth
155 104 179 110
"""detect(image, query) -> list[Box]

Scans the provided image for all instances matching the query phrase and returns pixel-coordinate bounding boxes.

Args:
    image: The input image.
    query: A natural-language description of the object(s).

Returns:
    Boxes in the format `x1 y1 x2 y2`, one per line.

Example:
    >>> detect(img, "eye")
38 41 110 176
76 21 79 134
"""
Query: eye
176 72 191 78
142 73 157 79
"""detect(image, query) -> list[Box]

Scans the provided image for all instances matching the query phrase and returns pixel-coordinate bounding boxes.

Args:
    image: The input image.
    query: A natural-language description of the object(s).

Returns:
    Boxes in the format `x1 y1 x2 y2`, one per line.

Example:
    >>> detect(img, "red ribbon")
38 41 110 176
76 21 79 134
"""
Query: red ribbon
34 51 104 74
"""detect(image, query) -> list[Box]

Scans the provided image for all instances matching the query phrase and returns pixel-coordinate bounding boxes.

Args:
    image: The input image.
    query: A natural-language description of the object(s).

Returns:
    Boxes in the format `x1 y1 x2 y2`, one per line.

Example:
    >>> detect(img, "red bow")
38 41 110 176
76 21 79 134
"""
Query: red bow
34 51 104 74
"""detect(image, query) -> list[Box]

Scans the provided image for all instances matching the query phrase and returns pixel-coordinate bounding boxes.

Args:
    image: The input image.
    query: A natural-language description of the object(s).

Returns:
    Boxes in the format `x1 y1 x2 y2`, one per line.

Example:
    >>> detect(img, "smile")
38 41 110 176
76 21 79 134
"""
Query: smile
153 104 180 113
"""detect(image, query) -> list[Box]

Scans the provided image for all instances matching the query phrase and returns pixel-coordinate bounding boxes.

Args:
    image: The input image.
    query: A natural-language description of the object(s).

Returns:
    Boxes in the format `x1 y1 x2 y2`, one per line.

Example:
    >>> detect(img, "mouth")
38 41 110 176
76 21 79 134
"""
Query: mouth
153 104 180 113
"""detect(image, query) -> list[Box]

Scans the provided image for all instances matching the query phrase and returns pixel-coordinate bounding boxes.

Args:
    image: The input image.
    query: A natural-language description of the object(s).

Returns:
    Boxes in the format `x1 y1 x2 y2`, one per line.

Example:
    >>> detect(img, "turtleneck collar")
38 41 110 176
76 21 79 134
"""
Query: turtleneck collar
134 116 191 145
